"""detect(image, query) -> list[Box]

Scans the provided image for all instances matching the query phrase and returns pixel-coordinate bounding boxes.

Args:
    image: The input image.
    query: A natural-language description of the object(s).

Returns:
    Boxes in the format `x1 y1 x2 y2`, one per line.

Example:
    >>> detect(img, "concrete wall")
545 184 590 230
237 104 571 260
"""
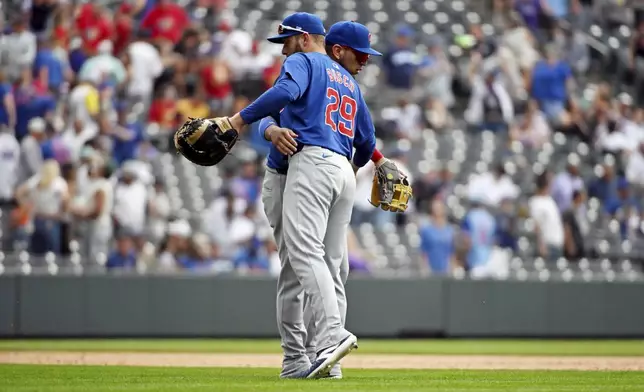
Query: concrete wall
1 275 643 337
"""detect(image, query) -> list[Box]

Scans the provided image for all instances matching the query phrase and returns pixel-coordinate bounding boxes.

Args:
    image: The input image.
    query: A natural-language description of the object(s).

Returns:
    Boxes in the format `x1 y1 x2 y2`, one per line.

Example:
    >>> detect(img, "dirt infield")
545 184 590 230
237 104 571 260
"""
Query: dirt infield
1 352 644 371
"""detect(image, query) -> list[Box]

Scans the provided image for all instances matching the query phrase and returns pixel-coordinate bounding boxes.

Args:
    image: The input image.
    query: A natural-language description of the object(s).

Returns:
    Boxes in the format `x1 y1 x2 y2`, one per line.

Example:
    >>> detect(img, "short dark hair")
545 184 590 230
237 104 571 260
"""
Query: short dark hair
536 171 549 190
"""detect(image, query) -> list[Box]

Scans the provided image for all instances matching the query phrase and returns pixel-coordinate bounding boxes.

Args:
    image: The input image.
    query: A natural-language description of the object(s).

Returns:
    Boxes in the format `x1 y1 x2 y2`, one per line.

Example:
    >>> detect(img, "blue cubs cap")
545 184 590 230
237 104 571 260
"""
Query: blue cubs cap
267 12 326 44
325 21 382 56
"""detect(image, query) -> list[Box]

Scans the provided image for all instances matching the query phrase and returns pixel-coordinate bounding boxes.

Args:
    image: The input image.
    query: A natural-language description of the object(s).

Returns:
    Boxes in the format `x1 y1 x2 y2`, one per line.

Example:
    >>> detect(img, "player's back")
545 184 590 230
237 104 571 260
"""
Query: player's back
279 52 366 160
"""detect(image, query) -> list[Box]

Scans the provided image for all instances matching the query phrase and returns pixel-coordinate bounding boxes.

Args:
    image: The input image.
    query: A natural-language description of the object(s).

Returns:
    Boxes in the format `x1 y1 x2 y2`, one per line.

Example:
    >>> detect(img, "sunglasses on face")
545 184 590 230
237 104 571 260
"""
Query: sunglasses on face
278 24 309 35
343 46 370 65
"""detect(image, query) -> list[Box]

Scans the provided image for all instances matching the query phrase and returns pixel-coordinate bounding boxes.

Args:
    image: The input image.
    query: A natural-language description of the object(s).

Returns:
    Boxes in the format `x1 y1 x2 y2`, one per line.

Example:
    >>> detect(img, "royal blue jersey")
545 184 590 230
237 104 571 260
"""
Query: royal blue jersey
258 116 289 172
276 52 376 166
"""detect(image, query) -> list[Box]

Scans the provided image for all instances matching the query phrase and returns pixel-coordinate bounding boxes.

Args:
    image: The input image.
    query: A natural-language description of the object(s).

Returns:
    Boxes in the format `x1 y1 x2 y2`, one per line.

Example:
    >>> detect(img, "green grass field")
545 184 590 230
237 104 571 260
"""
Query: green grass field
1 339 644 356
1 339 644 391
2 365 644 392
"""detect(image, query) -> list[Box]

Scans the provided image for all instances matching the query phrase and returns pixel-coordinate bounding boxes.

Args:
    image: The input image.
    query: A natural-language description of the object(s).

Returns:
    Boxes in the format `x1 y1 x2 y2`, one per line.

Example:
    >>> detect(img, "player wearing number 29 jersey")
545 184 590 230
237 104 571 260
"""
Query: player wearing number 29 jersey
273 51 376 166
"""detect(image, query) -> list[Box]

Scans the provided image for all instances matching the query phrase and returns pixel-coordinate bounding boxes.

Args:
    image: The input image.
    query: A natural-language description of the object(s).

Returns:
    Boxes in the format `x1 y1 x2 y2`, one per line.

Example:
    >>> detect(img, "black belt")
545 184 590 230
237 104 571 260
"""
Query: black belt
276 167 288 175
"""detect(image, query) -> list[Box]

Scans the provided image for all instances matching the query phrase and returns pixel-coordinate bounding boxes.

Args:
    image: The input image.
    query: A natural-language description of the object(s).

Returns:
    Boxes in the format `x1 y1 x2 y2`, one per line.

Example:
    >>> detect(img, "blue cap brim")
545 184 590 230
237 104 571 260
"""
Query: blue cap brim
267 31 300 43
354 47 382 56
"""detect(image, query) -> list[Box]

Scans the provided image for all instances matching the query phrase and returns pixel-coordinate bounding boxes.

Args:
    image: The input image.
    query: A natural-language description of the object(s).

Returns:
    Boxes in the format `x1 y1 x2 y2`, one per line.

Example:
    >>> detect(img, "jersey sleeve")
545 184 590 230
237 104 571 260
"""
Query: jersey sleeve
352 94 377 168
257 116 277 141
282 53 312 100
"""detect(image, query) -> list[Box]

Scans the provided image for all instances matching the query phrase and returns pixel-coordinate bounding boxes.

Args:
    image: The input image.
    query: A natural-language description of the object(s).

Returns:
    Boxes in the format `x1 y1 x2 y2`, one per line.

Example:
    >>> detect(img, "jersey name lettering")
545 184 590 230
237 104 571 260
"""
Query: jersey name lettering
325 68 355 93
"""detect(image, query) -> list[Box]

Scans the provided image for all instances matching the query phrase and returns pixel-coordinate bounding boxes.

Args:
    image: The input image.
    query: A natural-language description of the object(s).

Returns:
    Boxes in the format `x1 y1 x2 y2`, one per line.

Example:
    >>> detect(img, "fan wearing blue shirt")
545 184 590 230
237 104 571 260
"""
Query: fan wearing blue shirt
381 25 419 90
0 76 16 129
14 88 56 141
530 45 572 122
33 38 65 93
106 232 137 270
110 105 145 165
461 200 497 273
419 199 456 275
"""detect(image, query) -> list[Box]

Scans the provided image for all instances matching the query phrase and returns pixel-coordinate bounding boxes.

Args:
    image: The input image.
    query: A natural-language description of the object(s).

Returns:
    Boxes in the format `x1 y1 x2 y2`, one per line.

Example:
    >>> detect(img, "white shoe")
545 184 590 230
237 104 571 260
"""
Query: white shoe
305 334 358 379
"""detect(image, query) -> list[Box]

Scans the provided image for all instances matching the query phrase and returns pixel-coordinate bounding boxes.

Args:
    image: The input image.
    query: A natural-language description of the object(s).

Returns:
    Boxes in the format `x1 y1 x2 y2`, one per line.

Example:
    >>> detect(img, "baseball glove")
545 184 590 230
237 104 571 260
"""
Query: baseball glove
174 117 239 166
369 159 413 213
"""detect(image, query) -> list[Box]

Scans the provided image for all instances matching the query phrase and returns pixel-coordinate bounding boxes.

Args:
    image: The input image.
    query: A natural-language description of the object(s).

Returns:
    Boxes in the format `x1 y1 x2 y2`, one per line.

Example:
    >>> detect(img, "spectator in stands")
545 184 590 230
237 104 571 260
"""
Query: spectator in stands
626 140 644 196
16 159 69 255
465 68 514 132
623 20 644 88
0 126 20 207
157 219 192 272
467 164 520 207
141 0 191 47
109 105 145 166
230 158 261 204
149 85 179 132
416 36 455 108
13 74 56 141
413 165 455 213
75 3 113 56
381 97 423 141
183 232 233 273
496 198 518 251
605 178 640 239
4 17 37 84
124 30 164 109
203 187 247 254
0 71 17 132
176 82 210 124
112 162 148 243
510 99 551 148
423 97 453 131
78 40 127 88
563 189 588 260
460 197 497 276
71 156 113 260
553 25 590 75
202 55 234 117
588 161 620 207
529 44 573 124
33 36 65 95
420 198 457 276
501 12 540 75
529 171 564 261
113 3 135 57
551 154 584 212
542 0 581 23
514 0 544 34
67 79 100 136
147 178 172 245
28 0 60 36
19 117 46 184
381 24 419 104
106 230 138 270
59 119 94 163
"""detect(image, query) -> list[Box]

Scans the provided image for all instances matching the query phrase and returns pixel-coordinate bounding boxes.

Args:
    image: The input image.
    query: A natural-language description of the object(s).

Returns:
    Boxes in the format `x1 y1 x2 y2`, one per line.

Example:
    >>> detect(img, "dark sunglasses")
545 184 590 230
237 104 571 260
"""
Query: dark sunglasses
342 46 370 65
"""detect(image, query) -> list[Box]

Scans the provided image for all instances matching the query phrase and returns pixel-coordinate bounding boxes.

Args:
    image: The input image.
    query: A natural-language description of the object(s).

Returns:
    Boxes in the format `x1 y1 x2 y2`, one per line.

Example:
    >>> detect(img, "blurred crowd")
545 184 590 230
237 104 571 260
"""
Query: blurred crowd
0 0 643 278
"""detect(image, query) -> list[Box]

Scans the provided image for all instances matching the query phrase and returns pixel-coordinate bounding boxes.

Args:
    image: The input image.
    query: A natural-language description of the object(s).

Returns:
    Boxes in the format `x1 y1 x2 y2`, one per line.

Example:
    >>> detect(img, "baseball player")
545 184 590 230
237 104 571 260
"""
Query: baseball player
257 18 393 379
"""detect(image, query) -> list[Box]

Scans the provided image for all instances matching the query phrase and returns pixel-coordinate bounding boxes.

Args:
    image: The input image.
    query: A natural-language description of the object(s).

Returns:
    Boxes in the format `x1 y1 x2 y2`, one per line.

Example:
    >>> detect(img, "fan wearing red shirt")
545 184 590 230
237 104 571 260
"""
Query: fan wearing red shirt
148 85 179 131
201 58 233 116
75 4 113 55
140 0 190 45
114 3 135 56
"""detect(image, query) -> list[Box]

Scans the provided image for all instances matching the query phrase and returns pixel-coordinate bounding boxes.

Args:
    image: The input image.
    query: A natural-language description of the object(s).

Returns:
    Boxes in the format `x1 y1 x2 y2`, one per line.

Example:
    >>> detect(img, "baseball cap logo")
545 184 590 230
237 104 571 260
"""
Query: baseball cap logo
368 33 372 42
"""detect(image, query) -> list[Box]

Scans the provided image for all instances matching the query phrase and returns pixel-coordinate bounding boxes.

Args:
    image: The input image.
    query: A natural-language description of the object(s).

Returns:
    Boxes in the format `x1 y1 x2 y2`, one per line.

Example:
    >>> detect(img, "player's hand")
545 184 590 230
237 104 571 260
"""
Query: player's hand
268 126 298 155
